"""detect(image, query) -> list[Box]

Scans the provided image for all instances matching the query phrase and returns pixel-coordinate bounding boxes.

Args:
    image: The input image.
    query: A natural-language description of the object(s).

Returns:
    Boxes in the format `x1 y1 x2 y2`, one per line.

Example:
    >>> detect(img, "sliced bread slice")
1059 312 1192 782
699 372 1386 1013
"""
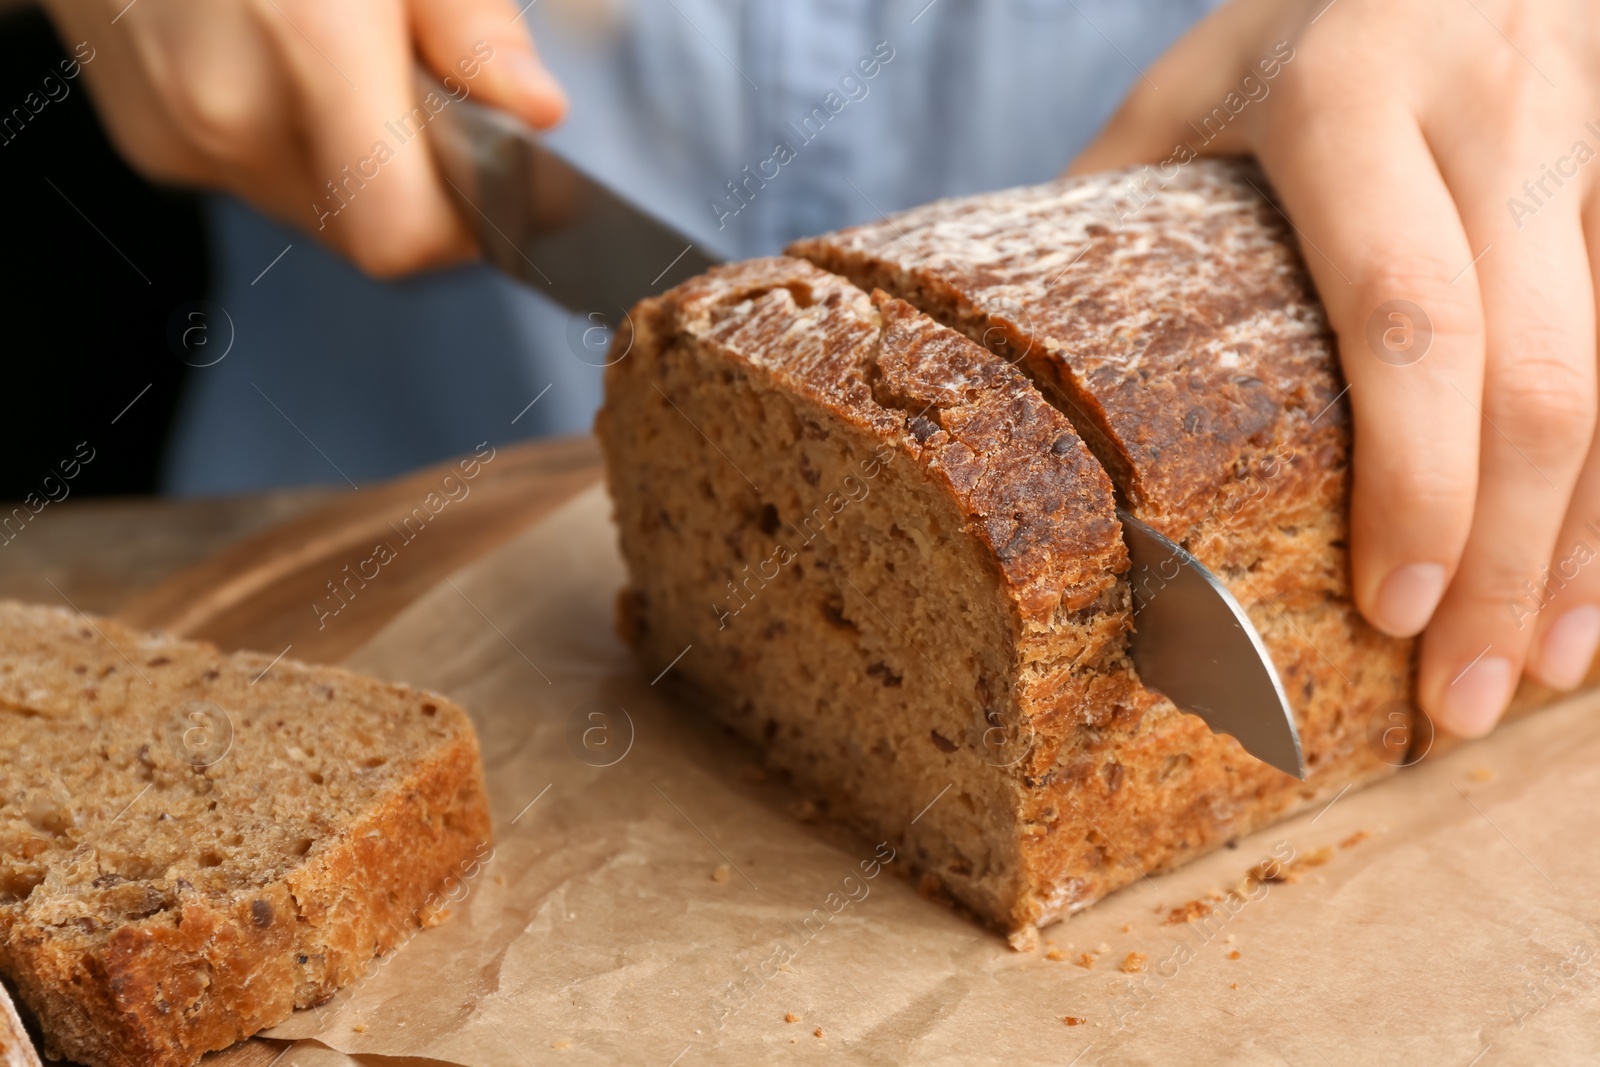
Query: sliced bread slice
0 601 490 1067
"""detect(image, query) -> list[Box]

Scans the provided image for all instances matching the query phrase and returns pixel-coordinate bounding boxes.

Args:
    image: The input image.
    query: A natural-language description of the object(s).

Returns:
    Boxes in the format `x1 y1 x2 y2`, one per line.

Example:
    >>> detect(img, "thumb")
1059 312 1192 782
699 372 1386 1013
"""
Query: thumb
410 0 568 130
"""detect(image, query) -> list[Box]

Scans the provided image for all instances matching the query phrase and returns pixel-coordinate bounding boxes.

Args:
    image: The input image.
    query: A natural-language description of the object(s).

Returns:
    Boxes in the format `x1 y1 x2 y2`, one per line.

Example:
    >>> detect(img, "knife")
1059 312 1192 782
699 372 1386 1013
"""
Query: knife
422 77 1305 780
421 72 716 330
1117 510 1303 778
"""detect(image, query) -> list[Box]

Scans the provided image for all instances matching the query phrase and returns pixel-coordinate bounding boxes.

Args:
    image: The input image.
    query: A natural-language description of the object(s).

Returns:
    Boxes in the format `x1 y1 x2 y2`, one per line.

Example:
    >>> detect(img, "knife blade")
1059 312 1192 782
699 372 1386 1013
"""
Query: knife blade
421 72 718 325
1118 509 1304 779
421 75 1304 779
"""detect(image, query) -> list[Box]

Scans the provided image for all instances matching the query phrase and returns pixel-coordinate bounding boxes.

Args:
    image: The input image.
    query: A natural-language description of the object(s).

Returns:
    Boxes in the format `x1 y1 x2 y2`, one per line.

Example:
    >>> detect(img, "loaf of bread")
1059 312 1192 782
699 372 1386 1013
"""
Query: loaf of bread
599 158 1412 938
0 981 41 1067
0 602 491 1066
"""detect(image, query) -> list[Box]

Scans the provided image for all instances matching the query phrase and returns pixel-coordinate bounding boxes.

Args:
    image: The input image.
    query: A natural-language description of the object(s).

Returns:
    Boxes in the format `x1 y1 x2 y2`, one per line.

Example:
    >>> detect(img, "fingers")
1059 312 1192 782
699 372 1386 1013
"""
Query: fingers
1252 96 1483 647
51 0 556 275
1069 0 1290 173
1412 123 1596 735
410 0 567 130
40 0 233 186
261 0 474 276
1524 201 1600 692
1525 446 1600 693
141 0 319 223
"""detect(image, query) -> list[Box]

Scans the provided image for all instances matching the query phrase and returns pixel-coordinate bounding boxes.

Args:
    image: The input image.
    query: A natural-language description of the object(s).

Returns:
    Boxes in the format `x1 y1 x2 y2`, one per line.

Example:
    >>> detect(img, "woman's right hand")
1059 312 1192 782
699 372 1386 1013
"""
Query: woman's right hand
43 0 567 276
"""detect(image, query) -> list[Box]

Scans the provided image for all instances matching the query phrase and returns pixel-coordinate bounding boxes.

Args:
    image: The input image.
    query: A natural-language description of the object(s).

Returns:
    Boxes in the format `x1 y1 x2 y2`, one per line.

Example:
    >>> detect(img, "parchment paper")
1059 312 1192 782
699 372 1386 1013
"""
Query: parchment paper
262 485 1600 1065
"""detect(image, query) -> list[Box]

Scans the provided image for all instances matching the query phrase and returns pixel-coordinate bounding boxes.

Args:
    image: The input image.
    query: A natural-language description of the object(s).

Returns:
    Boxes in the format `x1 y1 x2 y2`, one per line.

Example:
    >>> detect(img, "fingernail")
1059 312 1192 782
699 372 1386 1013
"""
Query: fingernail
1440 655 1513 738
1373 563 1446 637
1535 605 1600 690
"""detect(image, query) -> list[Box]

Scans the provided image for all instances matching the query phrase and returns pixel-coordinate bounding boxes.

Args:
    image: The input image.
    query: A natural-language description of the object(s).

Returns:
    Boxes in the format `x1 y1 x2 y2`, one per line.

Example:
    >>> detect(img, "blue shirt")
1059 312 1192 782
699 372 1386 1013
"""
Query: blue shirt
164 0 1220 493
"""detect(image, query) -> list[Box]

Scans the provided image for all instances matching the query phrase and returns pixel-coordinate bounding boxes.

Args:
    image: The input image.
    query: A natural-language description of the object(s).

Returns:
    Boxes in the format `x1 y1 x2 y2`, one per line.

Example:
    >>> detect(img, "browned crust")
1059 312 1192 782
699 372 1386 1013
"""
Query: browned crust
870 296 1127 616
614 256 1127 626
789 157 1347 541
1008 596 1411 927
0 606 491 1067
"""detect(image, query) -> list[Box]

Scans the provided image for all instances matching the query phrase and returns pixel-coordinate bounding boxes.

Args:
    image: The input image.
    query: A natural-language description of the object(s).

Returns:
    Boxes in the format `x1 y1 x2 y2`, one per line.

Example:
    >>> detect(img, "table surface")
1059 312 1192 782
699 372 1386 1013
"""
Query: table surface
0 436 603 1067
0 489 336 614
4 438 1594 1065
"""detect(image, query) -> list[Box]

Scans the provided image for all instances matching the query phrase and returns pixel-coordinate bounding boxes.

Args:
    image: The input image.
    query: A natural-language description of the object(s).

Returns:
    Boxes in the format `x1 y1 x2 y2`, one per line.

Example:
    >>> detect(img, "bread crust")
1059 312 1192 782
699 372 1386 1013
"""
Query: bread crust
0 603 490 1067
790 157 1345 541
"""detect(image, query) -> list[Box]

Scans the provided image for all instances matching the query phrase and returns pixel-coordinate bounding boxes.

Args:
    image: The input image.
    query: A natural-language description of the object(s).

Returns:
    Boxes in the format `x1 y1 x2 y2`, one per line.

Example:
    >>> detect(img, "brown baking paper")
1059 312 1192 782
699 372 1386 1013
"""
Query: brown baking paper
261 485 1600 1065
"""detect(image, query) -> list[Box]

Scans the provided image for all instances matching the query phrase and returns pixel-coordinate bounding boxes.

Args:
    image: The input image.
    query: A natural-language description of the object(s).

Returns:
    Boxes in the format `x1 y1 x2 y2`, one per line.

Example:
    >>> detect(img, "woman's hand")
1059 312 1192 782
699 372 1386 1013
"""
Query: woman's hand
1074 0 1600 737
43 0 567 276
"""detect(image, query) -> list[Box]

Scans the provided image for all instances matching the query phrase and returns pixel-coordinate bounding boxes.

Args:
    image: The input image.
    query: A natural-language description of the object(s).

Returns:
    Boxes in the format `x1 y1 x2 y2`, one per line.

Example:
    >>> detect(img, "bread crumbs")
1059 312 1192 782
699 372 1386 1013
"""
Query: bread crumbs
1247 858 1287 884
785 1013 800 1023
1008 924 1040 953
1248 846 1333 887
711 865 730 883
553 1039 572 1050
1045 942 1068 962
814 1028 824 1038
1340 830 1371 850
1075 952 1096 969
1227 950 1241 960
1469 767 1494 782
1231 983 1239 990
1121 923 1132 933
352 1024 367 1033
1164 899 1214 925
1295 846 1334 875
1064 1016 1087 1027
1120 953 1147 974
